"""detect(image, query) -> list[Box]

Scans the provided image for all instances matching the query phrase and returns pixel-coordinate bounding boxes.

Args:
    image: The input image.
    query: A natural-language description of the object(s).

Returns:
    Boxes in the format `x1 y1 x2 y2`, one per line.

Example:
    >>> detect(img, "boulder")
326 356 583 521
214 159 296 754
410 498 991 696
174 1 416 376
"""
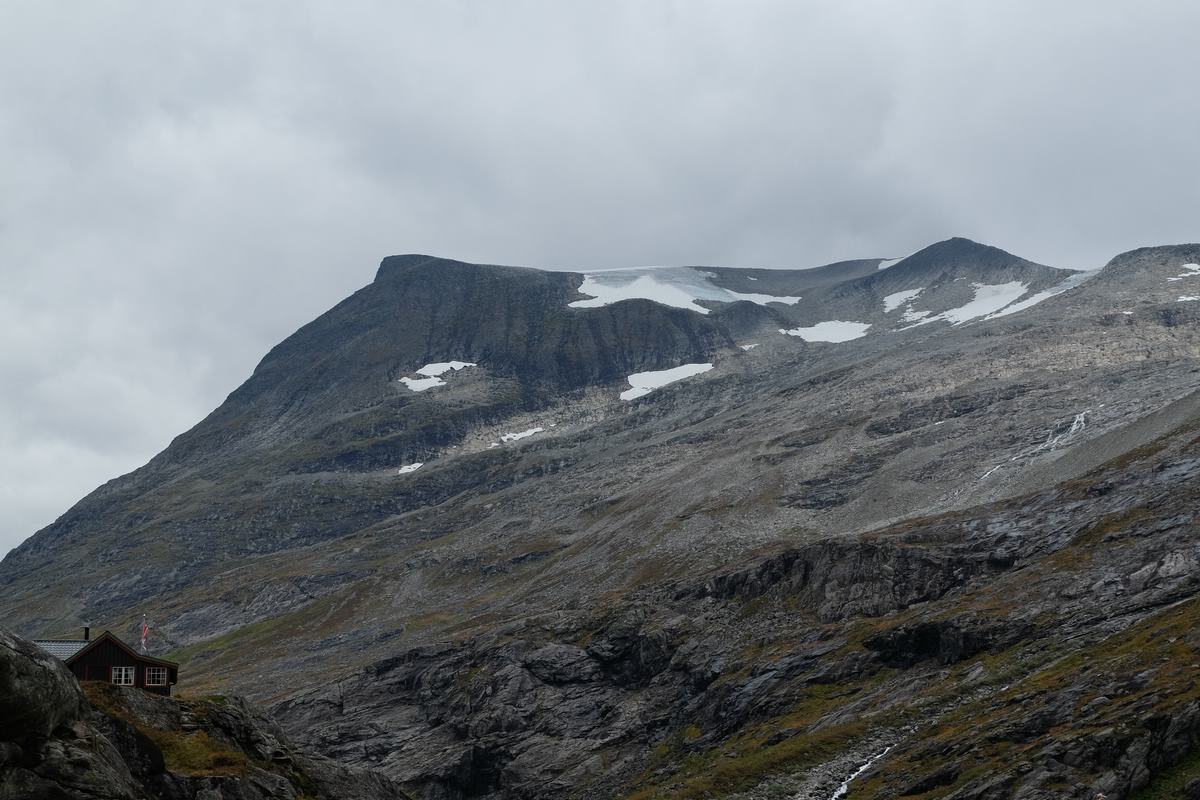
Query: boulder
0 628 85 740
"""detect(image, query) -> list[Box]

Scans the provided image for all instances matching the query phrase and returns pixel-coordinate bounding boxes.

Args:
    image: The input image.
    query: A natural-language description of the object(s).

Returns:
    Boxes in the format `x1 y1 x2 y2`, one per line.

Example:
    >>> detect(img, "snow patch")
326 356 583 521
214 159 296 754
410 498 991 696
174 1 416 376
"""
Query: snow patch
987 272 1089 319
986 287 1059 318
941 282 1028 323
416 361 476 377
500 427 544 443
778 321 871 342
1168 263 1200 282
726 290 802 305
570 273 712 313
882 288 923 312
620 363 714 401
908 282 1028 327
400 376 446 392
740 343 760 351
399 361 477 392
568 268 800 314
1179 296 1200 302
877 258 902 270
397 463 423 475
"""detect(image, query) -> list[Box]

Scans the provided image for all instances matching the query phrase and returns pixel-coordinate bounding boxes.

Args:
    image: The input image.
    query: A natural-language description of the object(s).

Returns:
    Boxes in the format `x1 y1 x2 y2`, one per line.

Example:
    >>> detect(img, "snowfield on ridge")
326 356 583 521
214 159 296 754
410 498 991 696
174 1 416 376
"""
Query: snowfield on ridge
568 267 800 313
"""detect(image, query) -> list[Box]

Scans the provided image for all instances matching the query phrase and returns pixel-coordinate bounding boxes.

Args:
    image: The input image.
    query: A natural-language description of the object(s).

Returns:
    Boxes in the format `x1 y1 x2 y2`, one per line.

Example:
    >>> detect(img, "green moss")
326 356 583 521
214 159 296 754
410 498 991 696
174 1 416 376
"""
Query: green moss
166 581 384 695
81 681 135 721
625 721 867 800
1130 744 1200 799
82 683 253 777
622 671 901 800
865 597 1200 799
166 620 272 664
148 729 252 776
461 664 487 684
1069 505 1153 548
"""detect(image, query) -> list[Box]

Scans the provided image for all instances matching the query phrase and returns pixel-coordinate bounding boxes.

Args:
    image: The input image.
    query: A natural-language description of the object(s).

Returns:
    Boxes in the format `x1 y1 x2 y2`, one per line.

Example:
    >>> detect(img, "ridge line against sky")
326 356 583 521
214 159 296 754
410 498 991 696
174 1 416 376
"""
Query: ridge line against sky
2 1 1198 556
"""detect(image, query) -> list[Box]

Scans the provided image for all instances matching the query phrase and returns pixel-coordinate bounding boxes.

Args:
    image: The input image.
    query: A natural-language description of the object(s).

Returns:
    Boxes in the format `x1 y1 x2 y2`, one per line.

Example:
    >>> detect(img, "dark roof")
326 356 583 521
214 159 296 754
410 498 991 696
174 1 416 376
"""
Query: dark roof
68 631 179 668
33 639 90 659
33 631 179 669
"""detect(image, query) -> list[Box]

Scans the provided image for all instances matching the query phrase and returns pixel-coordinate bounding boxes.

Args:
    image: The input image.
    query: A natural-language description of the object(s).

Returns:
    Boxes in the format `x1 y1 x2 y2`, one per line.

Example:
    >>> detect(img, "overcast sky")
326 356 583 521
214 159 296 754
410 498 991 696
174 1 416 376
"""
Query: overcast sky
2 1 1198 557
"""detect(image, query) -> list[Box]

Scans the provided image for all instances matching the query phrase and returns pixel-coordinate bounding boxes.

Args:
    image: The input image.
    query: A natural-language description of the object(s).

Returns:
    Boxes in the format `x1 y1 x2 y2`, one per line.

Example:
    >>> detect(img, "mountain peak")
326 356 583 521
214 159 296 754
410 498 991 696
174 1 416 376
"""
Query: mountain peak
901 236 1029 268
375 253 473 283
1100 242 1200 270
373 254 543 284
867 237 1073 291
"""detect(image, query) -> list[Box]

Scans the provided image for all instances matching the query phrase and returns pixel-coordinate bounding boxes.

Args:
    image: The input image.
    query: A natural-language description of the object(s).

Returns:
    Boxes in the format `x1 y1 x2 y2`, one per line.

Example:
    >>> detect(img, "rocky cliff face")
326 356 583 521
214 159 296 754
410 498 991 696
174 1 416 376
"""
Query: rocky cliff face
0 628 407 799
4 237 1200 798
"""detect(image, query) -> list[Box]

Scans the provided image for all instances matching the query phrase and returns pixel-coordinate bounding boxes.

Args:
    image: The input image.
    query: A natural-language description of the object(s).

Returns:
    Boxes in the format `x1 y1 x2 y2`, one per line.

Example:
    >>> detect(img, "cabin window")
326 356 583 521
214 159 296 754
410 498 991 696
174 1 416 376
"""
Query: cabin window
146 666 168 686
112 666 135 686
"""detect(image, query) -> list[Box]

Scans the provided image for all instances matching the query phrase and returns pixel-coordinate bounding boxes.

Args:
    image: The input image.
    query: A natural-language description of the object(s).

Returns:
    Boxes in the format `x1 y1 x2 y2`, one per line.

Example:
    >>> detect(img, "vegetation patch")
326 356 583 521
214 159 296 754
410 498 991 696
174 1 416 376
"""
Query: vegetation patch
1130 744 1200 799
625 720 867 800
148 729 252 776
862 597 1200 798
82 683 254 777
622 673 897 800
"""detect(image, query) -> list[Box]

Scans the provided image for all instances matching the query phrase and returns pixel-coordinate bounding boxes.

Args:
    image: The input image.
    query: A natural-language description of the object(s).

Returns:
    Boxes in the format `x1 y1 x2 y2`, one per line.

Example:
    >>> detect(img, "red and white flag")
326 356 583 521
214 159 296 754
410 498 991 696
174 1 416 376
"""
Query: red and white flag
140 615 150 653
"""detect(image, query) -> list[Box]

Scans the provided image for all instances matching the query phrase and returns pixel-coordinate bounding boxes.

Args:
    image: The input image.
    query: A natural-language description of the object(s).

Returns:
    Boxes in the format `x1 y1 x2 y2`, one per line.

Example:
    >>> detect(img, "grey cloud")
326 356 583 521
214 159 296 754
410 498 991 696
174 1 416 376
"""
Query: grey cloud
2 0 1198 554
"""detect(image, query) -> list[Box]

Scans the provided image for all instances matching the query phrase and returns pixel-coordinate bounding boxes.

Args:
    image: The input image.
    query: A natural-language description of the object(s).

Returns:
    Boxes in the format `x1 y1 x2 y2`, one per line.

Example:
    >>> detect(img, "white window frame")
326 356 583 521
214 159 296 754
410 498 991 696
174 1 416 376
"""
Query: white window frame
112 666 135 686
145 666 168 686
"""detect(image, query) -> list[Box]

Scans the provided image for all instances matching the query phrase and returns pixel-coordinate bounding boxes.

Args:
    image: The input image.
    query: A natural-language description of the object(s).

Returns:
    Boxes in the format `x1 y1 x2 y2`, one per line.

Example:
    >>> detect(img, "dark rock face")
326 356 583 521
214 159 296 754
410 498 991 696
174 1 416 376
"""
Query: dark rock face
183 254 737 465
862 615 1033 667
692 538 1012 622
0 629 85 740
0 628 407 800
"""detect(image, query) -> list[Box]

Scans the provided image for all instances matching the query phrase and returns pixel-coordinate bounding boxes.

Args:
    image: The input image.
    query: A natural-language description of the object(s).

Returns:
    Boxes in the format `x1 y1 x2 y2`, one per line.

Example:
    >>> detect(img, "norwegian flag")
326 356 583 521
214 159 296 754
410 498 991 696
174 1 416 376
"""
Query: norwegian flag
140 615 150 653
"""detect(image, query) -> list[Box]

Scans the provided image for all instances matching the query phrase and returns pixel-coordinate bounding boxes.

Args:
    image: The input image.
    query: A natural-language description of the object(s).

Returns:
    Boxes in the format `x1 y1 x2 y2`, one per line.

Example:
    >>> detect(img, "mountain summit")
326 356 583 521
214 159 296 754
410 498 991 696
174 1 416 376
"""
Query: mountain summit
880 236 1053 280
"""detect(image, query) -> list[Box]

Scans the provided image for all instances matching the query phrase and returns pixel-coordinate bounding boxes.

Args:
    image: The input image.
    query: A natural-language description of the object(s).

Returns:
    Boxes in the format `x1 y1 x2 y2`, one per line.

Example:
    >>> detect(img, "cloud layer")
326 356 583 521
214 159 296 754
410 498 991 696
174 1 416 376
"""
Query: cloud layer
2 1 1198 554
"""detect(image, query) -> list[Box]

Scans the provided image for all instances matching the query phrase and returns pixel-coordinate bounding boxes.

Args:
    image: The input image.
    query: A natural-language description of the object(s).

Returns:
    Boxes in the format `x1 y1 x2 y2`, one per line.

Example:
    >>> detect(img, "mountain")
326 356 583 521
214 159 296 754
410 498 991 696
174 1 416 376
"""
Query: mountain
5 237 1200 799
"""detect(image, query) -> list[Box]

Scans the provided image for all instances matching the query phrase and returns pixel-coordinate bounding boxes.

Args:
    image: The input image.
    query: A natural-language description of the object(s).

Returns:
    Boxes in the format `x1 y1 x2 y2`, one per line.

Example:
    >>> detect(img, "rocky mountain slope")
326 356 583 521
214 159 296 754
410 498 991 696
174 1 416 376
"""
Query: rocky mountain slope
4 237 1200 798
0 627 406 799
272 386 1200 799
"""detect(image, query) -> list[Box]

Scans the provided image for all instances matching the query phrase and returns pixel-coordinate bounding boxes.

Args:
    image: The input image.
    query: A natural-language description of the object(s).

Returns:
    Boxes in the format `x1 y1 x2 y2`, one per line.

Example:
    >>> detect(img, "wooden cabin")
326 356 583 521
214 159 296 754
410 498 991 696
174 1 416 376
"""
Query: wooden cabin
34 628 179 696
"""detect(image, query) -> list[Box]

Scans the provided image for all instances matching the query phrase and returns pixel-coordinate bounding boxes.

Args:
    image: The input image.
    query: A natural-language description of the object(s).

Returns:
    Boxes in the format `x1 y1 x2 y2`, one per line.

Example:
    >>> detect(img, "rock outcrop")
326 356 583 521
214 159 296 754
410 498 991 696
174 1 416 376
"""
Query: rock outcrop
0 628 407 800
